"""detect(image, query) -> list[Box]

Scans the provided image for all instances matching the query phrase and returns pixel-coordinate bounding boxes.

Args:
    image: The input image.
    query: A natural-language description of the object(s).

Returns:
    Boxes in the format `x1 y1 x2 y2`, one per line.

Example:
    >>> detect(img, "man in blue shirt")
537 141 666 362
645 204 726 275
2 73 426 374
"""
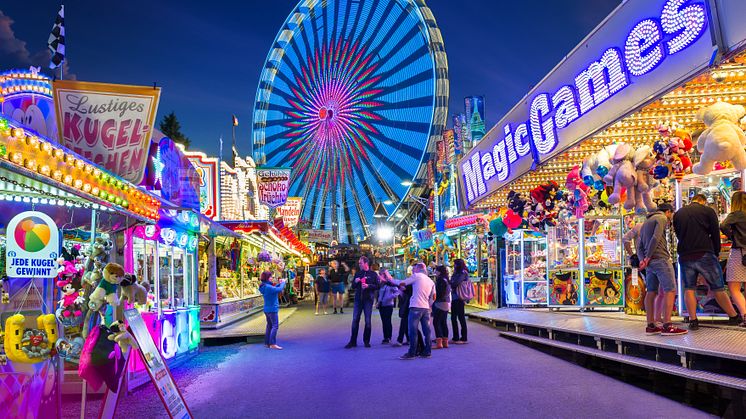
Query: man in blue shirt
345 256 380 348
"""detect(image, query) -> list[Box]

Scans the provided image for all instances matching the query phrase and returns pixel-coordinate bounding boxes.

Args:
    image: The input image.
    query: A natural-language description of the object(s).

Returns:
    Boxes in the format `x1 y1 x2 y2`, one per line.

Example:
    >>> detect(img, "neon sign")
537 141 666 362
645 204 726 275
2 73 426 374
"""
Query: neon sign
460 0 709 206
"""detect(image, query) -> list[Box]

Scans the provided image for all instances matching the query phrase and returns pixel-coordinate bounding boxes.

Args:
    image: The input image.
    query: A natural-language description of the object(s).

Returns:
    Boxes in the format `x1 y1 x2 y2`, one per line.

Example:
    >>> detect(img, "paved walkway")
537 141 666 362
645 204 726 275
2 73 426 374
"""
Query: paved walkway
64 303 712 418
201 307 298 339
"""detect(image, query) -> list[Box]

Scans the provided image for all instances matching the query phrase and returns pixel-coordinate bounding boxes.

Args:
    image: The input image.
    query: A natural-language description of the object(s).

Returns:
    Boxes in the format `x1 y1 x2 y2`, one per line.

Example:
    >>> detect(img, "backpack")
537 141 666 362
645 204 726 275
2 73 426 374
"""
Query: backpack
456 274 474 302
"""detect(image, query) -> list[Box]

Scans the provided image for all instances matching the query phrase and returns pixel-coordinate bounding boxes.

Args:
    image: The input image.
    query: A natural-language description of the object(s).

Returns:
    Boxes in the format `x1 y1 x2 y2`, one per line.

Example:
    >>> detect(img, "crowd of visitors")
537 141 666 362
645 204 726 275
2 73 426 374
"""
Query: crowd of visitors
635 193 746 336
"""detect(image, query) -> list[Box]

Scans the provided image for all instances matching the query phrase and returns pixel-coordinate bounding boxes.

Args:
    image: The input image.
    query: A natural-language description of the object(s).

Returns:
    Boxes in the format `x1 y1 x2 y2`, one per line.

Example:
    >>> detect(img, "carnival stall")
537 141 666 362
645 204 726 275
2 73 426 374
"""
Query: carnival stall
503 229 547 306
456 0 746 319
0 113 160 412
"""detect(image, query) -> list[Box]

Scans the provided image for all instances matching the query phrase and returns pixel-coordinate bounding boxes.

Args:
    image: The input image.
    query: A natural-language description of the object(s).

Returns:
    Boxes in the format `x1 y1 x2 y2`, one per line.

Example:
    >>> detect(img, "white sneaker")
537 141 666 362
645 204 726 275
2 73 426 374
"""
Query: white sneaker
315 312 319 315
324 311 328 315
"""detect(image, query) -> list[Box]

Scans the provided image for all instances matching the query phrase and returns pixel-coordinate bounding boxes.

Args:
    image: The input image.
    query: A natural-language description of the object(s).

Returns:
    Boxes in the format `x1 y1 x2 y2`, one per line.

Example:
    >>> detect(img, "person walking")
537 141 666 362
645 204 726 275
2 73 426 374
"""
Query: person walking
259 271 286 350
377 269 401 344
329 260 349 314
673 194 741 330
720 191 746 326
315 268 330 315
638 203 687 335
449 258 469 344
345 256 380 348
394 263 436 360
432 265 451 349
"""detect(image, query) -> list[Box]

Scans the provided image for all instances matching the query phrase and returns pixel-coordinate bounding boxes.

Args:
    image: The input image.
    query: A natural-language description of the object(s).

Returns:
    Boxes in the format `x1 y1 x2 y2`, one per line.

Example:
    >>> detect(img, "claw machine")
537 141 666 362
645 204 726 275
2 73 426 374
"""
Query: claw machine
582 216 625 310
547 220 581 309
503 230 547 306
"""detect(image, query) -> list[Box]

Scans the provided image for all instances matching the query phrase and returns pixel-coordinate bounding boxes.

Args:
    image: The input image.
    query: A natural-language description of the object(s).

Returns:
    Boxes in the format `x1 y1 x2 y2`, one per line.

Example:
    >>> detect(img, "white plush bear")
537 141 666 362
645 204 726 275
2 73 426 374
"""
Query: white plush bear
692 102 746 175
604 143 636 210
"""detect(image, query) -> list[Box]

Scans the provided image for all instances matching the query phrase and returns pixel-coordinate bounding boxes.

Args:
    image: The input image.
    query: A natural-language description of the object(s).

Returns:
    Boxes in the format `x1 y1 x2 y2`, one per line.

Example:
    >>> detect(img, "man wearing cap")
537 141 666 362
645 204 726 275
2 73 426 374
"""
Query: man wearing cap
673 194 741 330
638 203 687 335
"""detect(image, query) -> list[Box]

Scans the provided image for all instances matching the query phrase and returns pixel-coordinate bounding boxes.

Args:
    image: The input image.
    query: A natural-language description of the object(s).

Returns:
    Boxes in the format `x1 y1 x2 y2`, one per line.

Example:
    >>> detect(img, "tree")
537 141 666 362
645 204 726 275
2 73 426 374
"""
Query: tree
159 112 191 148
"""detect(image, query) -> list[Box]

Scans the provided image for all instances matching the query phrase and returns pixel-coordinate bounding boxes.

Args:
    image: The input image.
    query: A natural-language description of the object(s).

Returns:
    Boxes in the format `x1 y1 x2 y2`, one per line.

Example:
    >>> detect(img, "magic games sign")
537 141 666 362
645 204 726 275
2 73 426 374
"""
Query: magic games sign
5 211 60 278
458 0 714 207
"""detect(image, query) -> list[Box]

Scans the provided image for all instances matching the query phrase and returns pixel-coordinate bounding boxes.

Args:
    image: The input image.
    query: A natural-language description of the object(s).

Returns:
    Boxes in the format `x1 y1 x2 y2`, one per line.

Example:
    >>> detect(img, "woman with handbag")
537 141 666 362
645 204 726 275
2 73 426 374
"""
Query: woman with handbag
377 269 401 344
720 191 746 326
449 259 469 344
432 265 451 349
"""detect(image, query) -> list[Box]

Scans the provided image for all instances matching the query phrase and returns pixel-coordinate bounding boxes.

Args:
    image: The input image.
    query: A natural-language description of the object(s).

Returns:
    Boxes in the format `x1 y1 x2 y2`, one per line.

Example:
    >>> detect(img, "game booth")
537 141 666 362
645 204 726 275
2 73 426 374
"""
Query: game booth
0 114 161 415
457 0 746 319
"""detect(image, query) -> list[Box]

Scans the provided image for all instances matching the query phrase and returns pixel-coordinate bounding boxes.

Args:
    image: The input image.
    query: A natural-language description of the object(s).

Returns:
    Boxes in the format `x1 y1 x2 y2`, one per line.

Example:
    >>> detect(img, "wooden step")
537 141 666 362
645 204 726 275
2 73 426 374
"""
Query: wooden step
499 330 746 392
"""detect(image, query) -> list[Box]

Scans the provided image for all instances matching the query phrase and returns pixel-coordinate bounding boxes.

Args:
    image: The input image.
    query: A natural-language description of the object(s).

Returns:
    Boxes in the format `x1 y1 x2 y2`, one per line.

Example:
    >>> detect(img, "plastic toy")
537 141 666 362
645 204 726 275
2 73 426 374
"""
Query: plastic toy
693 102 746 175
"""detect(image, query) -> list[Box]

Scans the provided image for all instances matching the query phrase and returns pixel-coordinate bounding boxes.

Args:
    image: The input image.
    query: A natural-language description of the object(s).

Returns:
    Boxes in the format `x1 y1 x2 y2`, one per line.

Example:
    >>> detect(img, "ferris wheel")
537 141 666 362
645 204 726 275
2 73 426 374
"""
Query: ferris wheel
253 0 448 243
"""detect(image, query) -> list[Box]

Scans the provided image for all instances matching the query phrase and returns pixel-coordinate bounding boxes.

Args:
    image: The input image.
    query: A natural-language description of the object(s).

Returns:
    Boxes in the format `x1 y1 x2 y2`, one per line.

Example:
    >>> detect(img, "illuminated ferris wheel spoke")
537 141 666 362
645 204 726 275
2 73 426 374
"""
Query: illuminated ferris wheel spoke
253 0 447 242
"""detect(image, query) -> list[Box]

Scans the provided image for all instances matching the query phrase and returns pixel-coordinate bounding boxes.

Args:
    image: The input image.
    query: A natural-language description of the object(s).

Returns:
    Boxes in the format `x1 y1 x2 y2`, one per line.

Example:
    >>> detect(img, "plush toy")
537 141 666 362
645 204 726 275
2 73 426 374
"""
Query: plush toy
565 166 589 218
693 102 746 175
107 321 137 352
604 143 636 210
633 145 659 213
592 144 619 179
83 238 111 286
88 263 125 311
56 262 85 320
119 273 149 305
507 190 527 216
79 324 127 392
3 314 58 363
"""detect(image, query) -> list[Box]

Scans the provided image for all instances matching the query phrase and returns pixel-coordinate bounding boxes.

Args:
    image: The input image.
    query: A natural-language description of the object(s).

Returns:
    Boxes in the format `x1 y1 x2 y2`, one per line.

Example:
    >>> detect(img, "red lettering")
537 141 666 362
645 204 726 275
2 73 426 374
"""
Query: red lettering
83 117 99 147
119 149 130 175
116 120 131 147
130 148 144 176
105 152 118 172
101 119 117 150
130 119 144 145
63 113 82 144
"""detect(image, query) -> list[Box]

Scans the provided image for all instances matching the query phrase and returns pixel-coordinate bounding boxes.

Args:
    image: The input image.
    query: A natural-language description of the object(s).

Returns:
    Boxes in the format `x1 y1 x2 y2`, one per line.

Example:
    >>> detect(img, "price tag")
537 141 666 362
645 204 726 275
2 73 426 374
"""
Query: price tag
631 268 639 286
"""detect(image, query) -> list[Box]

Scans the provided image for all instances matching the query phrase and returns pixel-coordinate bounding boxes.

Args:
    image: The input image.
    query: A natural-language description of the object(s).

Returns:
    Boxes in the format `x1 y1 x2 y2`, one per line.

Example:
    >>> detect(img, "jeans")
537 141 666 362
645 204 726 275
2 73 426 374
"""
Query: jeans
433 307 449 338
264 312 279 346
407 308 432 356
350 299 373 344
451 299 467 341
397 307 409 343
680 252 726 291
379 305 394 340
645 258 677 293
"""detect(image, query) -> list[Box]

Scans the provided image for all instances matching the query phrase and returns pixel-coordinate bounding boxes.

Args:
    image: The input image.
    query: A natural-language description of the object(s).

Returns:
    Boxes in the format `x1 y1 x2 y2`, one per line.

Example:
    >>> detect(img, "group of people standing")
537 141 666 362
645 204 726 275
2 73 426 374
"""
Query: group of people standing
636 193 746 336
343 256 470 360
313 260 350 315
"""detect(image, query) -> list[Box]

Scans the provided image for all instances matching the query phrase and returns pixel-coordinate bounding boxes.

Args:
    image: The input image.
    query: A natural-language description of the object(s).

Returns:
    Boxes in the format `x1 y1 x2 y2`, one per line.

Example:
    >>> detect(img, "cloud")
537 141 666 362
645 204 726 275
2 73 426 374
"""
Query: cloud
0 9 74 79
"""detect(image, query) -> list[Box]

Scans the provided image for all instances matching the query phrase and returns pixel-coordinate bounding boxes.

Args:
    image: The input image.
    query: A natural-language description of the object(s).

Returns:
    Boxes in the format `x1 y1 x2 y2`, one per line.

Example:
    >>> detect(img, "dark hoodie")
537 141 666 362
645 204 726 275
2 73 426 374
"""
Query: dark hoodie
721 211 746 249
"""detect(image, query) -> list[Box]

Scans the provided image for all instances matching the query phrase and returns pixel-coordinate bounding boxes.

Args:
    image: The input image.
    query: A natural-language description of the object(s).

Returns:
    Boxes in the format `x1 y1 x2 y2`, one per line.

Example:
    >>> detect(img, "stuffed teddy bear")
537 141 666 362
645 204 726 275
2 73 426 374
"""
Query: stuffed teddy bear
604 143 636 210
119 273 149 305
693 102 746 175
633 145 659 213
88 263 125 311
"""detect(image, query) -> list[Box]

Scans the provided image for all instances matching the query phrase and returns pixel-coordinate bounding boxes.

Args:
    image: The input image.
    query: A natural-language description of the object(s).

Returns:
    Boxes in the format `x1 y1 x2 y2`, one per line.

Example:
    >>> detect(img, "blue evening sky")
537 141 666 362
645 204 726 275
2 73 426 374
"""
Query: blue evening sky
0 0 619 158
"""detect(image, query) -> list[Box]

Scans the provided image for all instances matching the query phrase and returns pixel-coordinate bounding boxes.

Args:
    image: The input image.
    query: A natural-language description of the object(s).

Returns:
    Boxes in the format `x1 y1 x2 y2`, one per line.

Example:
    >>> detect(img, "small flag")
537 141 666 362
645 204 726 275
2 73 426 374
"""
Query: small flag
232 115 239 127
48 5 65 70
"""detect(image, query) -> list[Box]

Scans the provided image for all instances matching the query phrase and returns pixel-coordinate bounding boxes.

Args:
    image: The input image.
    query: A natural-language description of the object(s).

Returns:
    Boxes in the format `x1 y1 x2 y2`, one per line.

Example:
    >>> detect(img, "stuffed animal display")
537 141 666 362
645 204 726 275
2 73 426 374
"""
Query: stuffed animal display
528 181 559 229
56 261 85 322
693 102 746 175
119 273 149 305
566 165 589 218
83 237 112 287
652 124 694 179
632 145 659 213
604 143 636 210
88 262 125 311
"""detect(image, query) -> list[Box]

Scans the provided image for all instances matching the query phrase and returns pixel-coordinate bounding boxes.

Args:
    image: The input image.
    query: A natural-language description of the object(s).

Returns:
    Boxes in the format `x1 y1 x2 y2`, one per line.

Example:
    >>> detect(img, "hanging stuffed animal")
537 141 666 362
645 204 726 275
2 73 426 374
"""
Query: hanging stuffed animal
604 143 636 210
693 102 746 175
78 324 127 392
88 263 125 311
56 261 85 322
3 314 58 363
119 273 149 305
633 145 659 213
566 165 589 218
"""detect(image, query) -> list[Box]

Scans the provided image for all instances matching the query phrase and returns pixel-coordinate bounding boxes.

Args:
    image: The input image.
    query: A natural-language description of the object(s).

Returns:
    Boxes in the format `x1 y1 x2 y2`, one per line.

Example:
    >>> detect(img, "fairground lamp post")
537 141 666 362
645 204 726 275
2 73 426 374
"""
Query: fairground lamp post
374 202 394 264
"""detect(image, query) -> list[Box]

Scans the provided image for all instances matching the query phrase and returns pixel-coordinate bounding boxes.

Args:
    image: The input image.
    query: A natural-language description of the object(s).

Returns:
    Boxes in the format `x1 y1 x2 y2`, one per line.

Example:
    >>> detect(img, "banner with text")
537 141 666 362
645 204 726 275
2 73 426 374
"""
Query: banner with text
276 197 302 227
256 167 291 208
302 229 333 244
6 211 59 278
53 80 161 184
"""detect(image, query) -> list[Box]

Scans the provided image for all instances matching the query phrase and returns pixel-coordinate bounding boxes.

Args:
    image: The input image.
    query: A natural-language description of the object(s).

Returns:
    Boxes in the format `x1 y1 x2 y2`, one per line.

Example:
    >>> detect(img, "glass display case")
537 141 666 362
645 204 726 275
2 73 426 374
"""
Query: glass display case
547 220 581 308
503 230 547 306
582 216 624 309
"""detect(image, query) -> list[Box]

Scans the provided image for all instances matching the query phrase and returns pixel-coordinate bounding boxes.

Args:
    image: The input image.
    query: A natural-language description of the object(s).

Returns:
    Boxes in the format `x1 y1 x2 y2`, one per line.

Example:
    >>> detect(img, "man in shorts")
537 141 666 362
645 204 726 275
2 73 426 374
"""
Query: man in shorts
638 203 687 336
673 194 741 330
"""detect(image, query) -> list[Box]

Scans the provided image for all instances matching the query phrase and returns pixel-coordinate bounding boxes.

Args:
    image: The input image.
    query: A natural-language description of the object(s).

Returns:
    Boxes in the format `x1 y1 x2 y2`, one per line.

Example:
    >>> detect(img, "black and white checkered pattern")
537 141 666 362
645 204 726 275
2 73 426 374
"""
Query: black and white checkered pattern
47 5 65 69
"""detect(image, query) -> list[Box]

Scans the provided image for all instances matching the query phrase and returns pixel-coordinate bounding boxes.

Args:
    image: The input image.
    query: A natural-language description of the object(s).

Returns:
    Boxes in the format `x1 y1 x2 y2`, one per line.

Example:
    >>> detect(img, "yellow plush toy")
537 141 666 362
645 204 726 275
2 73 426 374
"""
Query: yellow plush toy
3 313 58 363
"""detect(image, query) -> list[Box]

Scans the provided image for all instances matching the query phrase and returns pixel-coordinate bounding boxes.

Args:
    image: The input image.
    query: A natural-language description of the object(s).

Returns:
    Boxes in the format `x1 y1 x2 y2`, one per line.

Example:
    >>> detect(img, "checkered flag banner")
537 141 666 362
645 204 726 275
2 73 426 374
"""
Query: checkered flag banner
47 5 65 69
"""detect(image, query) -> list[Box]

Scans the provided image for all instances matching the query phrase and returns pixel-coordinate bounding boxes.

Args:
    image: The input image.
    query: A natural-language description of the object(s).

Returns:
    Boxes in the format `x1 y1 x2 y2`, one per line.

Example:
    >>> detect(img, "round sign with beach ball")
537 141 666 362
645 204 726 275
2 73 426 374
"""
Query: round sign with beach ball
5 211 59 278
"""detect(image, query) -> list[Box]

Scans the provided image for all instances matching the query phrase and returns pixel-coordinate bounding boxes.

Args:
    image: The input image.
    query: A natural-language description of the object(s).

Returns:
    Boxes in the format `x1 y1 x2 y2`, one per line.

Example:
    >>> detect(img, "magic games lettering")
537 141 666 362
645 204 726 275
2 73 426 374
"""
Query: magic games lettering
461 0 708 204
